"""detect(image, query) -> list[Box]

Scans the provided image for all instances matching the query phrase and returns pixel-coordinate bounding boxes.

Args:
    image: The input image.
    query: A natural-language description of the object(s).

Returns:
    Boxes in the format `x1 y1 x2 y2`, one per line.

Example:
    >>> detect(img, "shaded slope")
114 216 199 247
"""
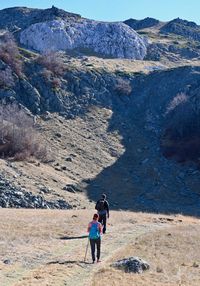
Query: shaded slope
86 66 200 216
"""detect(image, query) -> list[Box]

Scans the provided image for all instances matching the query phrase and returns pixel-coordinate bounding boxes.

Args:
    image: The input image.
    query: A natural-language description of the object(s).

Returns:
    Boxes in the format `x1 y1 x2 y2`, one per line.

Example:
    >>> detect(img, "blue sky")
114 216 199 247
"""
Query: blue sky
0 0 200 24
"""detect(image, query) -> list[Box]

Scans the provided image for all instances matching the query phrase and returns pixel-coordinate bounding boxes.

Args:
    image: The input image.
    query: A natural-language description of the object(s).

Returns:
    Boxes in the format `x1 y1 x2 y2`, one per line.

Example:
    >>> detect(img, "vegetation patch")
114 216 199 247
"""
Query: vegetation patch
0 103 48 161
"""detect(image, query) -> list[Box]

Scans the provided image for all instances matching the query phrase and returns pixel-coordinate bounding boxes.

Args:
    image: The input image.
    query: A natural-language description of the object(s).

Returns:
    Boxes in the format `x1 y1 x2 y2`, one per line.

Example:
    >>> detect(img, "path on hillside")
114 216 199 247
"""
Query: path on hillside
11 213 168 286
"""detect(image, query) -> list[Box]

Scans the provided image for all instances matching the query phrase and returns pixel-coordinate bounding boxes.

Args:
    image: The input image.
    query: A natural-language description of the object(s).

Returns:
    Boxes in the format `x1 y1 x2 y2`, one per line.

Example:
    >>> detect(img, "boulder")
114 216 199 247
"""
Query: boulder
112 257 150 273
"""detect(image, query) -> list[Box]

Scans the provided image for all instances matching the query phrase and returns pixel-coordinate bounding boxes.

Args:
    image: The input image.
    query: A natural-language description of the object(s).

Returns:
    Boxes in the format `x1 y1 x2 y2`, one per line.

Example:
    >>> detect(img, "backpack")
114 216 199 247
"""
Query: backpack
89 222 100 239
96 199 105 211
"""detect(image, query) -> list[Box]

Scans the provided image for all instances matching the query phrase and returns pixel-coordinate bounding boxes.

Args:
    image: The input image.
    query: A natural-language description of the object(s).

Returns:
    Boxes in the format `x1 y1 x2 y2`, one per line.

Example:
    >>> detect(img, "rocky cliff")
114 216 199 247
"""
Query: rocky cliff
20 19 147 59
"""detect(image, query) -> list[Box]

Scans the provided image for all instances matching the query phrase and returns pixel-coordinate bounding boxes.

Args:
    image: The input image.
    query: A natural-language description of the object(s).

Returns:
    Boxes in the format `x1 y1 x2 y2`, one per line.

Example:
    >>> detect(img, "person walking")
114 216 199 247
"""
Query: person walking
95 193 109 234
87 213 103 263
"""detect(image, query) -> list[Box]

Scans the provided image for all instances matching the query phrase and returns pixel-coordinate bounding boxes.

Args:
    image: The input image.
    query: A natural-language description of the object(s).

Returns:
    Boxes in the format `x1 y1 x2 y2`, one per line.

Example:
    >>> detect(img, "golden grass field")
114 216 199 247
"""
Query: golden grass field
0 209 199 286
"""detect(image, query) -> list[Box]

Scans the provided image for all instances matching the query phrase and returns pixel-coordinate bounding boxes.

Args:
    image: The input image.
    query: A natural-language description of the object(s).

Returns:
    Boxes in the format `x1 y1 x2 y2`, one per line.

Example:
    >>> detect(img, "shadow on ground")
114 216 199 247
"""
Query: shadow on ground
86 66 200 217
59 235 88 240
47 260 92 265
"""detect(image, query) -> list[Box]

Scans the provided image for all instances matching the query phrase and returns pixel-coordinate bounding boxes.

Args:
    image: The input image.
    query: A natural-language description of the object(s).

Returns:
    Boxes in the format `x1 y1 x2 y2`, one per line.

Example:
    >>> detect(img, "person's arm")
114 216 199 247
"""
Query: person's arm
105 201 109 218
98 223 103 234
87 222 92 233
95 201 99 210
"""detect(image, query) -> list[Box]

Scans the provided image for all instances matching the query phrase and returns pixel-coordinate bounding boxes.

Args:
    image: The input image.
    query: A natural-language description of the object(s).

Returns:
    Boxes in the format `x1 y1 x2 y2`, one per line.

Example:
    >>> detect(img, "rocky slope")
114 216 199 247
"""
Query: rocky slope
160 18 200 42
0 6 200 216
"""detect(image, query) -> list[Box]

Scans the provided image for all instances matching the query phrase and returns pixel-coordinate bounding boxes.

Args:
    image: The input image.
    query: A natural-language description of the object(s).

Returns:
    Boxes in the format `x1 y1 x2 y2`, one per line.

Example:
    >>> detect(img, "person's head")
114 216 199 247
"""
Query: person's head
93 213 99 221
101 193 106 200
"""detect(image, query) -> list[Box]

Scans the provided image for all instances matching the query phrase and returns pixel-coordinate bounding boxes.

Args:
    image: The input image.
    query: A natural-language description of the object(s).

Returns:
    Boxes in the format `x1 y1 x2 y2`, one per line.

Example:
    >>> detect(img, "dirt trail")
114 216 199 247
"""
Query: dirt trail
5 211 168 286
62 223 165 286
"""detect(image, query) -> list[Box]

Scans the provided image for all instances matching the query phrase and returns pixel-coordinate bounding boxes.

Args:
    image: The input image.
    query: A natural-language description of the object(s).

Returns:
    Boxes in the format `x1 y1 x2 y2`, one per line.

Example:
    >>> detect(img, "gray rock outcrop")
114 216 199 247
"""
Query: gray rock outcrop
20 19 147 59
160 18 200 42
112 257 150 273
124 17 159 30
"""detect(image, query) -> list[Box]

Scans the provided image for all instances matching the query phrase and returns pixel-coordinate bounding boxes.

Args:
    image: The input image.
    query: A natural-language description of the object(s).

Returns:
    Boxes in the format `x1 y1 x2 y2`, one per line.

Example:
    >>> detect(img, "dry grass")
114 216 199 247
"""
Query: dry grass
0 209 199 286
92 223 200 286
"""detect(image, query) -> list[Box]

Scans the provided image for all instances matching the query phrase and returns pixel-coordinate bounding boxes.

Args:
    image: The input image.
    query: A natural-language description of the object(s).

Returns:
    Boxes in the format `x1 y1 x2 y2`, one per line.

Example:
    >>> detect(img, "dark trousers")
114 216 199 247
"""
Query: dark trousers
90 238 101 261
98 214 107 233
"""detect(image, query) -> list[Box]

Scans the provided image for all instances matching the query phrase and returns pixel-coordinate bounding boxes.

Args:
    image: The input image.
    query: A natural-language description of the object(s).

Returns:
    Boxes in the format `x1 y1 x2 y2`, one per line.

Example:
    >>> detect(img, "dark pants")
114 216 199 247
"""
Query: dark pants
90 238 101 262
98 214 107 233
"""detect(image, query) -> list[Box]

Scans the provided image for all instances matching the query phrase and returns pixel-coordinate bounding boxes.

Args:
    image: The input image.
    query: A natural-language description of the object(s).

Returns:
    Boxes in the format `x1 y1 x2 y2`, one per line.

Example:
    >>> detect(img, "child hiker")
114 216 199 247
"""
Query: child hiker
87 213 103 263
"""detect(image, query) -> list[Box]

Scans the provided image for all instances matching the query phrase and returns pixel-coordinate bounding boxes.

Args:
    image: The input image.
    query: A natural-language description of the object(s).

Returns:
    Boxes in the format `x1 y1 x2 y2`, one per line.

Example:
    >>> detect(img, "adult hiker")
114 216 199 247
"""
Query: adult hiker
87 213 103 263
95 193 109 234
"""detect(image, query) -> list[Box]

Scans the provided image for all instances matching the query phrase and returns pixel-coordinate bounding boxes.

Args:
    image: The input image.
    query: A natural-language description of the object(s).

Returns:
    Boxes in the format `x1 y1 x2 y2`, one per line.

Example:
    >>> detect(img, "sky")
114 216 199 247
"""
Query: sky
0 0 200 24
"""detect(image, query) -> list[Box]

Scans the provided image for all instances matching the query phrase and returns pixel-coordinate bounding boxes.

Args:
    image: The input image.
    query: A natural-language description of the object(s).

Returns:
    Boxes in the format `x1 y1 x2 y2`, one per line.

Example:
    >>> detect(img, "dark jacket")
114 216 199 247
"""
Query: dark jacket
95 199 109 216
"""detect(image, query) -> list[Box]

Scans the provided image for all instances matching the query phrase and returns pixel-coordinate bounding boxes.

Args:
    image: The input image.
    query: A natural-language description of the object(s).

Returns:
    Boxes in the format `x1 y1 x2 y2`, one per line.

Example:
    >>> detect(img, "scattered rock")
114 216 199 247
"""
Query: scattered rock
156 266 163 273
3 259 12 265
55 132 62 138
61 166 67 170
65 157 73 162
192 262 199 268
0 175 72 209
39 187 51 194
63 184 83 193
63 185 76 193
72 215 78 218
54 167 61 171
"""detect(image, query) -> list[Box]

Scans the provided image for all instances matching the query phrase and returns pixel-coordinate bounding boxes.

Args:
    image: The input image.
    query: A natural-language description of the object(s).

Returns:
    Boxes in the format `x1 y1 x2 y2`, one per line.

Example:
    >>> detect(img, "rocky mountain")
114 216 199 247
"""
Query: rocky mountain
0 6 200 216
0 6 81 30
0 6 147 59
160 18 200 42
124 17 160 30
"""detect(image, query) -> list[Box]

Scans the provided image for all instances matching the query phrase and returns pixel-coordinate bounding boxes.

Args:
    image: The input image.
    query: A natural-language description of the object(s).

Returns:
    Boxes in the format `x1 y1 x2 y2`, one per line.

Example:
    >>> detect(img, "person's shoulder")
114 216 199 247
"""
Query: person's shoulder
97 221 103 228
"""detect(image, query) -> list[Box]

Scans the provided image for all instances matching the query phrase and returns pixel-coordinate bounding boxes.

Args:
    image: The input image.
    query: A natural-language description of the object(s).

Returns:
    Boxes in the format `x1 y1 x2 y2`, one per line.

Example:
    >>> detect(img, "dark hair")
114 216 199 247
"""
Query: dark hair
101 193 106 199
93 213 99 220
